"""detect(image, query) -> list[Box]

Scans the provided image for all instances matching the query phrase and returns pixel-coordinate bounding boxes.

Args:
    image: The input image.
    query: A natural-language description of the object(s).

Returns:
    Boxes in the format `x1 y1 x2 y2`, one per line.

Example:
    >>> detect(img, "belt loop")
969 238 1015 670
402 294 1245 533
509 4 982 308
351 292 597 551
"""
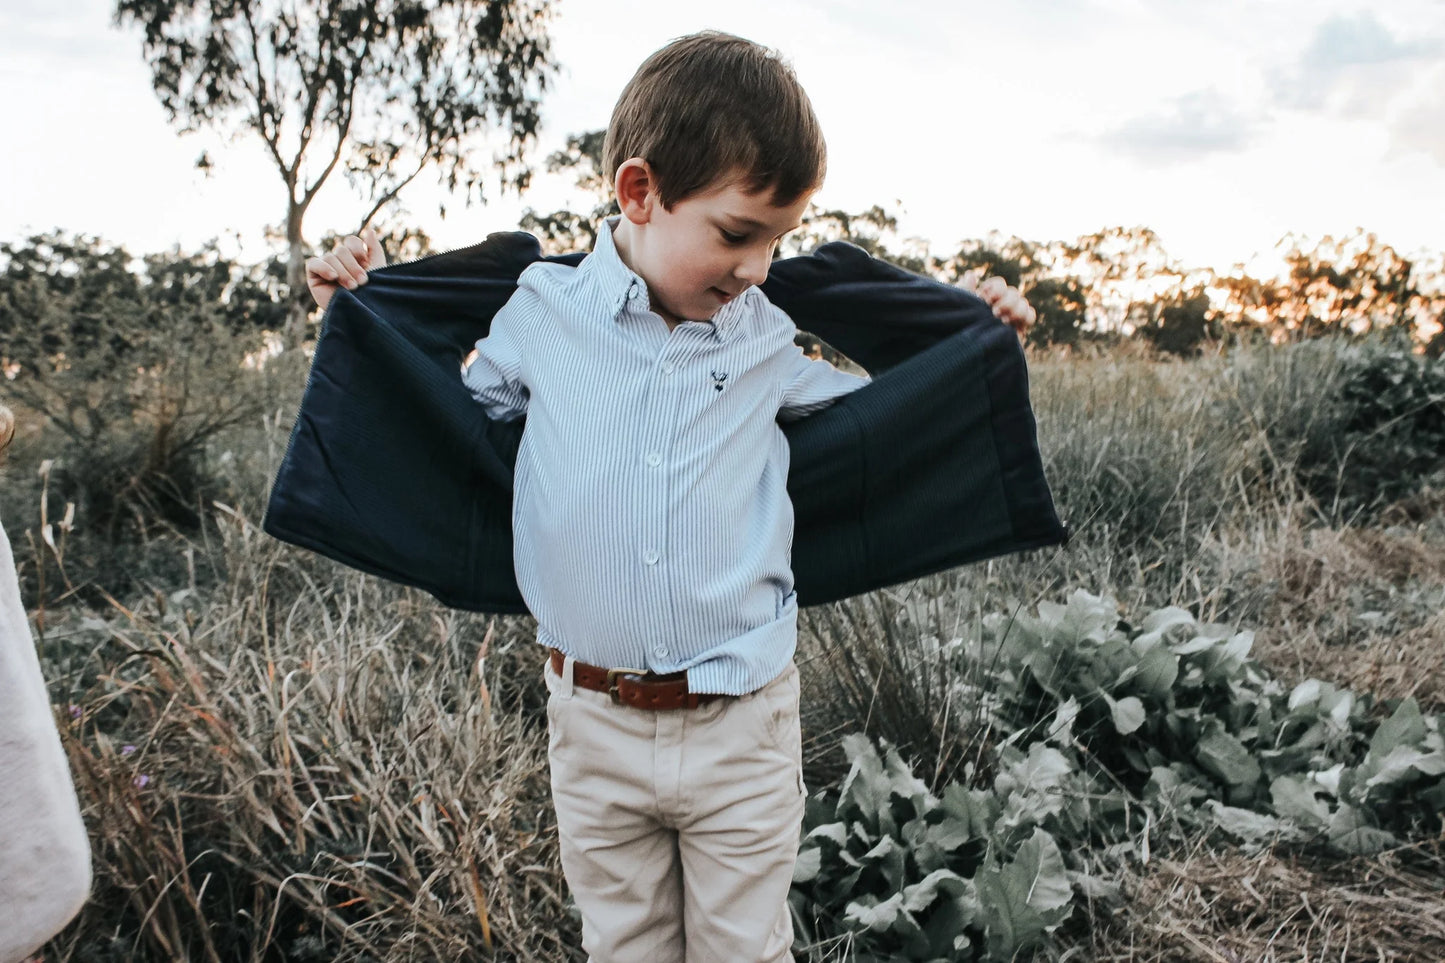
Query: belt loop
560 654 575 699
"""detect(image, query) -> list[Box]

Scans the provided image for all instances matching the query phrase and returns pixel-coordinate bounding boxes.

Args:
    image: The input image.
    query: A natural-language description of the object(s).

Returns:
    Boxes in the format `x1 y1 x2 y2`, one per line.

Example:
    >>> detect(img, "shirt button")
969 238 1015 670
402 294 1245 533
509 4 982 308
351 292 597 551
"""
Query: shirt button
643 550 659 565
654 645 669 658
646 452 661 467
628 283 640 300
661 361 675 375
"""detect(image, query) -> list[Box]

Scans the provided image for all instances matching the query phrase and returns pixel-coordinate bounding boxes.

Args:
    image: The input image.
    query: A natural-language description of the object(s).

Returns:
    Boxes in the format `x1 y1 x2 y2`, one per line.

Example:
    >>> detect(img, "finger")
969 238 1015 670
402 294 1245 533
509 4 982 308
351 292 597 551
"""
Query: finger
994 291 1028 323
305 255 339 282
343 234 372 270
327 248 368 287
990 294 1016 321
362 227 386 268
979 277 1008 302
956 269 980 293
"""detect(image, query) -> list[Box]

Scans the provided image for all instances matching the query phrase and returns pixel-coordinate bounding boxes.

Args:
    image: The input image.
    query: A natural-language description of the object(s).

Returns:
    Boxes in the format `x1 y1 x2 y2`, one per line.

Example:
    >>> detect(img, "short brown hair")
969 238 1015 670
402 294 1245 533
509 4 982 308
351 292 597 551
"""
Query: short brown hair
603 32 827 210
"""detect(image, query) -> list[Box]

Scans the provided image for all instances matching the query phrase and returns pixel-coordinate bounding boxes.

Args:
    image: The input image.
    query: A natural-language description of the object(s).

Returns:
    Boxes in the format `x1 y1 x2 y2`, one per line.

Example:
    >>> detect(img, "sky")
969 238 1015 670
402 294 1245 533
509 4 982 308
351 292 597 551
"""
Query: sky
2 0 1443 276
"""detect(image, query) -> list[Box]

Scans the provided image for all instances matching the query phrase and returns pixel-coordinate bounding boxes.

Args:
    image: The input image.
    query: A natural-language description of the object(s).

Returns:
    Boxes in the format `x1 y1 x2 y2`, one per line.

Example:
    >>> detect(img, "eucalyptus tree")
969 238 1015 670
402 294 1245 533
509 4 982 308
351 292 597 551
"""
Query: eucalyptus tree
114 0 558 344
519 129 616 254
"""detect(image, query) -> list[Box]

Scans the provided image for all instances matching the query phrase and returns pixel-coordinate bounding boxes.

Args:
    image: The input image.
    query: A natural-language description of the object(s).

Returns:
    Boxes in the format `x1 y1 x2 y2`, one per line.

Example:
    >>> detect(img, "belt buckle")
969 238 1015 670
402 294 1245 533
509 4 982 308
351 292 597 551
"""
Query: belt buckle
605 667 649 705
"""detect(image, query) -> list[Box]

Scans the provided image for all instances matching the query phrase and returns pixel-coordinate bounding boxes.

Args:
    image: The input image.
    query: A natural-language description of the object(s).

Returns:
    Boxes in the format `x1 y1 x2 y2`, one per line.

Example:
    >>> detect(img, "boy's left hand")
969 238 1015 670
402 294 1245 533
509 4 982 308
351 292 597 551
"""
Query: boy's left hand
957 271 1037 340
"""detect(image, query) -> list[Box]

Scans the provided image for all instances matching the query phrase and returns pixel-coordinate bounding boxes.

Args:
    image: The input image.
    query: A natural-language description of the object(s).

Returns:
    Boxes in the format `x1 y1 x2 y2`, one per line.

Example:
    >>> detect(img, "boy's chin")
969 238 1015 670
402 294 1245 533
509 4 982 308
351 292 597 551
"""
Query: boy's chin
666 297 721 324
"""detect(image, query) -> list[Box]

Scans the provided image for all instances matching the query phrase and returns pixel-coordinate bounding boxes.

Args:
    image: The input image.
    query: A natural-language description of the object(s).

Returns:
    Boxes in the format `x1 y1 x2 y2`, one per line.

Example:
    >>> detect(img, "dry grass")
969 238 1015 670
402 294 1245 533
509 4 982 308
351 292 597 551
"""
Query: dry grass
1208 509 1445 709
1072 845 1445 962
40 508 578 962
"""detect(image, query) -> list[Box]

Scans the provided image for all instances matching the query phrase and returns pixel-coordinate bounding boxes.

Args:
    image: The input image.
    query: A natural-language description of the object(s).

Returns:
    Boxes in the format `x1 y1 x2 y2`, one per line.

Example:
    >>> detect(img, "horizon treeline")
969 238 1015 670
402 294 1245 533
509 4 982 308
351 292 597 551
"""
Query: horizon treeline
3 218 1440 362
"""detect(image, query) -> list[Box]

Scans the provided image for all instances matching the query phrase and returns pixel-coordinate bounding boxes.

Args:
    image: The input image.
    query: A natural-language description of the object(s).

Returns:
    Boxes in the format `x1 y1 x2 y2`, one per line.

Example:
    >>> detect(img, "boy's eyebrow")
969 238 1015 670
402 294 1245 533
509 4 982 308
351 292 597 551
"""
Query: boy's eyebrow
722 214 804 234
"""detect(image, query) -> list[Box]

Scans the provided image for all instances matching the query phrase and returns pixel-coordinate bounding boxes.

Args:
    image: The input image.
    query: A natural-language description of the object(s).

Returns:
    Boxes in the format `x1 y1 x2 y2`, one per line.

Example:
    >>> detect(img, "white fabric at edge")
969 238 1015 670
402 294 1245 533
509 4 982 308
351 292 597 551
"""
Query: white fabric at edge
0 518 91 962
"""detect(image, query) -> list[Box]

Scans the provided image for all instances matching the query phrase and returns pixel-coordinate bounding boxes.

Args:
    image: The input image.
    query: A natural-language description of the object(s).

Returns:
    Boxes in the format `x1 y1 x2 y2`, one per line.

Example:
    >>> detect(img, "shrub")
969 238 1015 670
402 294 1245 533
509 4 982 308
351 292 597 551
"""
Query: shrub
1315 339 1445 515
0 234 278 599
1217 336 1445 521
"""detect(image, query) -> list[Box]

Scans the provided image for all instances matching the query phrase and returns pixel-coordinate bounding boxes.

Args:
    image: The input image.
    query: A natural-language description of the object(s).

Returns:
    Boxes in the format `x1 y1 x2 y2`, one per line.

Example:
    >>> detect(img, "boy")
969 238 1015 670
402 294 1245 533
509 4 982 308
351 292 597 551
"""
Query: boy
306 32 1035 962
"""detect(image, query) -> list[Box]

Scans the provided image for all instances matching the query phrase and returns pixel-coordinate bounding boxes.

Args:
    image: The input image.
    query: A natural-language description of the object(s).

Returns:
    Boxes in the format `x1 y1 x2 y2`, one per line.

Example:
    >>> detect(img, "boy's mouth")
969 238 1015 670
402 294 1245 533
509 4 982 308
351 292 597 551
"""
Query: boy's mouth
711 287 736 303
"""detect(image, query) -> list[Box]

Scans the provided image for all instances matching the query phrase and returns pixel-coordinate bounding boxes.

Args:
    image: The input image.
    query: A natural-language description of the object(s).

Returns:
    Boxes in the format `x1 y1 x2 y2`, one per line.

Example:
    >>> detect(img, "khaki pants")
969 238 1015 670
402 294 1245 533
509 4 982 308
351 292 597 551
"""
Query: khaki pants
545 657 806 963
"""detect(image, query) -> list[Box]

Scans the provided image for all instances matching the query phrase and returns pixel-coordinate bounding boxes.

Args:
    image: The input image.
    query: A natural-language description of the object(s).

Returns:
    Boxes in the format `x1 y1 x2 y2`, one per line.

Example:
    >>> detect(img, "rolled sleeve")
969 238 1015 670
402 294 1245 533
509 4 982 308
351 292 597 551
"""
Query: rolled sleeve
462 299 530 421
778 347 869 422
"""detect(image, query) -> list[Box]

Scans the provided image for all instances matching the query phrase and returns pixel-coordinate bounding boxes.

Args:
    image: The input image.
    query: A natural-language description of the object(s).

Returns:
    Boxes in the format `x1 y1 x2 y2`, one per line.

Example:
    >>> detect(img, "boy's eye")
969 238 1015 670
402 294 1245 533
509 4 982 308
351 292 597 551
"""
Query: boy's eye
720 229 748 245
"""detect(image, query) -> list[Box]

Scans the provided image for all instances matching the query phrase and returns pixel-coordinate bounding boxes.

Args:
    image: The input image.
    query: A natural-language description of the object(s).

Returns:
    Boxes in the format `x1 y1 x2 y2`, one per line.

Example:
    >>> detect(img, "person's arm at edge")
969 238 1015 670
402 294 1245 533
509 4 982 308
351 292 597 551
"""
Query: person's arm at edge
0 406 92 963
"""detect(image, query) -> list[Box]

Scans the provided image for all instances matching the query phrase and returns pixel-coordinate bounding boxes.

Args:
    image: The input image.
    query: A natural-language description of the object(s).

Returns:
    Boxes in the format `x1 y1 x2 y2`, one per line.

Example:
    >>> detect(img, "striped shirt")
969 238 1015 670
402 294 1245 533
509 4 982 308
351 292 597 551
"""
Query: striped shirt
462 217 869 694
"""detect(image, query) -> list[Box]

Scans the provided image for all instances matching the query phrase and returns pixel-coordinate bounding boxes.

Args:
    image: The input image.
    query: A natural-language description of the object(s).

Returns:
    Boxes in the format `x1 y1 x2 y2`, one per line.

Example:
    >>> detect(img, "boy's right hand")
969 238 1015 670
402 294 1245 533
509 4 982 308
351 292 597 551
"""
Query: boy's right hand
305 228 386 312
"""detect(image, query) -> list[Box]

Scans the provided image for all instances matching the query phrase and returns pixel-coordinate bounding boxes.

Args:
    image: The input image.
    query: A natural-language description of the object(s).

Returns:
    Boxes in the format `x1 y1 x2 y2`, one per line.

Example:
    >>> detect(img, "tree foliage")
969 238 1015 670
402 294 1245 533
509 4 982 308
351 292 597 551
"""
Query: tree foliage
115 0 559 343
519 129 617 254
783 205 929 275
1218 231 1440 341
1134 289 1215 356
0 233 273 538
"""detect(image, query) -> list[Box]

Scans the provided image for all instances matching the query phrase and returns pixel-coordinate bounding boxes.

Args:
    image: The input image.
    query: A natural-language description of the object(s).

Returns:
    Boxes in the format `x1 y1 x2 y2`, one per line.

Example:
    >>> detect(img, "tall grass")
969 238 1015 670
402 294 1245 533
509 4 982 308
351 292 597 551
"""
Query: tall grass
40 509 574 961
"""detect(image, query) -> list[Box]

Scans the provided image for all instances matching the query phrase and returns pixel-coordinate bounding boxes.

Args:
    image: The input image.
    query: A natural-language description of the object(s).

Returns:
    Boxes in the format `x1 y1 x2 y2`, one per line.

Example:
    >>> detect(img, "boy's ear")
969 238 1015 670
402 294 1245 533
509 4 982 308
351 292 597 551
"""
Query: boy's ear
614 158 657 225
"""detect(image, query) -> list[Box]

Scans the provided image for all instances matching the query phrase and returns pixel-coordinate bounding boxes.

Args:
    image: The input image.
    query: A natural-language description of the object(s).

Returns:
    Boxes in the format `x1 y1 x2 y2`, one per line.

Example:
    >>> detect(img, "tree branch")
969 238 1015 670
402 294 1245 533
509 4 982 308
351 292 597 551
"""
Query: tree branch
356 156 429 232
297 79 357 213
239 0 292 188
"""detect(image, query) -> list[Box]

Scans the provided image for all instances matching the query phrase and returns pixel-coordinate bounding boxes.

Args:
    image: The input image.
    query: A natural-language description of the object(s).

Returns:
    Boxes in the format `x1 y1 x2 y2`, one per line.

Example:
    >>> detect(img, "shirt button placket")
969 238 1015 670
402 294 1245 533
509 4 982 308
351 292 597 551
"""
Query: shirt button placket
638 346 679 665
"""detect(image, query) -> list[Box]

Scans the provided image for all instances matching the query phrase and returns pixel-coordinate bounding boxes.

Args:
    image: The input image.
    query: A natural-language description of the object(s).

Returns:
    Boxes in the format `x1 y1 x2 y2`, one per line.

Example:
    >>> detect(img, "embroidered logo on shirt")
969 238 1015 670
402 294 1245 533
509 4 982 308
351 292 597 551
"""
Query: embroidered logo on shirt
710 370 729 392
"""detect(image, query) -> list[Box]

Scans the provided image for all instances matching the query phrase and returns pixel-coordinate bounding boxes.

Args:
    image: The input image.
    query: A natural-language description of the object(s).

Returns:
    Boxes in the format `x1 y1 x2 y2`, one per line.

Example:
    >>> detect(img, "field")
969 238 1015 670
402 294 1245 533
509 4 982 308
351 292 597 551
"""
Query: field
5 337 1443 961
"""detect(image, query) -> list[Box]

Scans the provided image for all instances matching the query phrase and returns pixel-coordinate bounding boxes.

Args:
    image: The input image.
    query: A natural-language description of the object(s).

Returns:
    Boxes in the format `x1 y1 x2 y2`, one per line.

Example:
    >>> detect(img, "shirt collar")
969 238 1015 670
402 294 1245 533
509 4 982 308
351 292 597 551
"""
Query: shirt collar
583 216 751 342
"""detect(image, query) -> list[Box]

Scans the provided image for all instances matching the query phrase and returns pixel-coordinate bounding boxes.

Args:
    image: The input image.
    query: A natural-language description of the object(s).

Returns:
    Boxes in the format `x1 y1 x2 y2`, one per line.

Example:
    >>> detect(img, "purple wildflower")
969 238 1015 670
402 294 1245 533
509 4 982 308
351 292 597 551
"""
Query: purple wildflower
68 704 82 719
133 774 151 789
120 745 136 757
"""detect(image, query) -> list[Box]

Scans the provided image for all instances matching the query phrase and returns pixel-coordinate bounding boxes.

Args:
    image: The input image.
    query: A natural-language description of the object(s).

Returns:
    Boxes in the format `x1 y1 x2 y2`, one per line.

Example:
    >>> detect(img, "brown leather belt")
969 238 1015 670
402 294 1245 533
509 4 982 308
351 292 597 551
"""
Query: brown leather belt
548 648 726 710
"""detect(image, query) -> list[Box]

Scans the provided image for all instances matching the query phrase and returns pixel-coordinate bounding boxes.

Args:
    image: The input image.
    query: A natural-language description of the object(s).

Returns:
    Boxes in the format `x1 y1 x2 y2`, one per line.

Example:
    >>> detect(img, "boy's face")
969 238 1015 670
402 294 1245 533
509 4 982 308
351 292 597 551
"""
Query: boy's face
616 166 813 325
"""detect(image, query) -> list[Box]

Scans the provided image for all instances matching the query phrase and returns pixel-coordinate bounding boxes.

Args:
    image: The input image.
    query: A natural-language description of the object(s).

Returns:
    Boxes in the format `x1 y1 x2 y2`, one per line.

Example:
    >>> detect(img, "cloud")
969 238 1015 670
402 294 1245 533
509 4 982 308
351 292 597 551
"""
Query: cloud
1098 89 1259 165
0 0 140 69
1270 12 1443 113
1390 65 1445 165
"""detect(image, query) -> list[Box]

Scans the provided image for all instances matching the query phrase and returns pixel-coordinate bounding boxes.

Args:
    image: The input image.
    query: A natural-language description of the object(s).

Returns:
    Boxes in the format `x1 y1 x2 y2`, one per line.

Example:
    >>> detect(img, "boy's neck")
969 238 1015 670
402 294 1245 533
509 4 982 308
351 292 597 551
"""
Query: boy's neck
610 216 637 272
609 218 681 331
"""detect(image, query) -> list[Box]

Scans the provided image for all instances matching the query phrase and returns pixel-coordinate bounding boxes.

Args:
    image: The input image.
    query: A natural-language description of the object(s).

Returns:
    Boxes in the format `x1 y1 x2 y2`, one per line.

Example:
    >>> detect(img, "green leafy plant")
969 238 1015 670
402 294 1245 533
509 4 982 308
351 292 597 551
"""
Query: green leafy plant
974 591 1444 848
790 736 1081 961
792 590 1445 961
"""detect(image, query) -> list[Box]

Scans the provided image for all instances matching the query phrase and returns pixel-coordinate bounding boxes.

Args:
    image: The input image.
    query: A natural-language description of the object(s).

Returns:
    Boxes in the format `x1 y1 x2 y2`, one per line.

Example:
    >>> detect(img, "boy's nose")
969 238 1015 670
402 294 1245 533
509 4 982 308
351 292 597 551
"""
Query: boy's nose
734 248 771 287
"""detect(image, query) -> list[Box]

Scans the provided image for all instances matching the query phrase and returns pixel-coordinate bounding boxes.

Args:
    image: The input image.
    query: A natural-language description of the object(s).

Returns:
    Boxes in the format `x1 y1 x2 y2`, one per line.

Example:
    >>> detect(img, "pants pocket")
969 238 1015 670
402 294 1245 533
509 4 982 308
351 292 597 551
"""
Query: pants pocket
748 663 801 760
542 661 569 756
